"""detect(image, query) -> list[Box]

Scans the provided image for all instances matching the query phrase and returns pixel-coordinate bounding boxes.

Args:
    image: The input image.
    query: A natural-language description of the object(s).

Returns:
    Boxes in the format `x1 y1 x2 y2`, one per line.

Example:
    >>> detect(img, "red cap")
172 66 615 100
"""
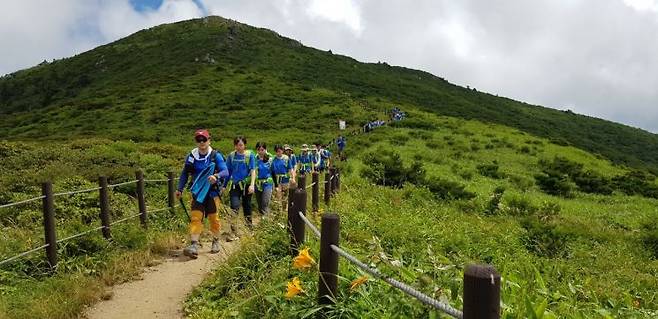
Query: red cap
194 129 210 139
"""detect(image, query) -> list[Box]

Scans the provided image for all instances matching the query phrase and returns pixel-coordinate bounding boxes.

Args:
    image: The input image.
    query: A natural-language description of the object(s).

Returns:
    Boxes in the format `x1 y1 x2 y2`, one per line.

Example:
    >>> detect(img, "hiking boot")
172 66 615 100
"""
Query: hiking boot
183 242 199 259
210 238 220 254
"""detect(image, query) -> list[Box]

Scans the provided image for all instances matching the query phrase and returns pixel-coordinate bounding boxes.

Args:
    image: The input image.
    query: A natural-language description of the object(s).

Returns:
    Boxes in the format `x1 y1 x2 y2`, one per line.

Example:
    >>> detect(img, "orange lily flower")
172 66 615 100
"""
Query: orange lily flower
285 277 304 299
350 275 369 292
293 247 316 270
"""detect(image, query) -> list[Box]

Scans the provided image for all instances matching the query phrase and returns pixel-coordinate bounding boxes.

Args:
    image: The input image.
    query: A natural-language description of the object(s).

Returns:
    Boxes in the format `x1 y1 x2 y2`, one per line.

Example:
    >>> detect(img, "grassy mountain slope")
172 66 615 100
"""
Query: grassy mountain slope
1 16 658 172
186 109 658 318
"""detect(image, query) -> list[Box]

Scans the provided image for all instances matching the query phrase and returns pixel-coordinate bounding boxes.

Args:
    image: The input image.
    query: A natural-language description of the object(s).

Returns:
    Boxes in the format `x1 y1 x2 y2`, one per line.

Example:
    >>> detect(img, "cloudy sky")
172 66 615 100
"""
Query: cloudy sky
2 0 657 133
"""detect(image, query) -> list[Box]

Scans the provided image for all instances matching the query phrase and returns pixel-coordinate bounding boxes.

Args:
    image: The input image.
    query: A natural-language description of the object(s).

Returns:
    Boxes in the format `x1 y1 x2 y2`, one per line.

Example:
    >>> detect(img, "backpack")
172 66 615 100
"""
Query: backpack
227 150 253 167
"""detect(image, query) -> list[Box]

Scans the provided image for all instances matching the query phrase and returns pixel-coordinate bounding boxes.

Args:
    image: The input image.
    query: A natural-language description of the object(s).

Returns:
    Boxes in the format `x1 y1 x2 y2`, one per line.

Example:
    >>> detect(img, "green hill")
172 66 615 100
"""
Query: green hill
2 16 658 319
1 16 658 173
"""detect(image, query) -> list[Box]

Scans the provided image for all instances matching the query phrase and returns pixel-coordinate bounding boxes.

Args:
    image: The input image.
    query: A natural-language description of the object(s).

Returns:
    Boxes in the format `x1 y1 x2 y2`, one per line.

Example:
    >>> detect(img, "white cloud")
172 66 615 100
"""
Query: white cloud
623 0 658 12
96 0 204 41
305 0 362 35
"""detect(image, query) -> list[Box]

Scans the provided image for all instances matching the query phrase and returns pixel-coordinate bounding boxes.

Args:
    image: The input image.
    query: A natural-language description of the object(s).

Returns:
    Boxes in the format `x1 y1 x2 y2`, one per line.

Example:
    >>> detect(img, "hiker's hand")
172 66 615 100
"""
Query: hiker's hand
276 186 281 193
175 190 182 199
248 185 255 194
290 179 297 187
208 175 217 184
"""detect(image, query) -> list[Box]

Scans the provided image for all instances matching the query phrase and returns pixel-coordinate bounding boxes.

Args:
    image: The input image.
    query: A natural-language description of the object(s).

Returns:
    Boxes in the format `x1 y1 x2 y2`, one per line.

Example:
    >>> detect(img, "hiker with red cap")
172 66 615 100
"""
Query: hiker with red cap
176 129 228 258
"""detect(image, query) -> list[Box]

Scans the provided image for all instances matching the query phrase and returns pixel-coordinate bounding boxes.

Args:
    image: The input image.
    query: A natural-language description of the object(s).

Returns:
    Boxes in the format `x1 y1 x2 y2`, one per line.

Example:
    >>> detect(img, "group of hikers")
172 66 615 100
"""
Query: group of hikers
362 107 407 133
389 106 406 121
175 129 335 258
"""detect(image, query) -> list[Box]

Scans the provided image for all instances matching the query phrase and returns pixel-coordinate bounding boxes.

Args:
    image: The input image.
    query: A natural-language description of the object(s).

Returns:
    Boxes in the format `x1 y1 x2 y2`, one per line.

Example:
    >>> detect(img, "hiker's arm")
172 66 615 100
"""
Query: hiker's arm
272 164 278 188
177 162 191 192
215 153 229 179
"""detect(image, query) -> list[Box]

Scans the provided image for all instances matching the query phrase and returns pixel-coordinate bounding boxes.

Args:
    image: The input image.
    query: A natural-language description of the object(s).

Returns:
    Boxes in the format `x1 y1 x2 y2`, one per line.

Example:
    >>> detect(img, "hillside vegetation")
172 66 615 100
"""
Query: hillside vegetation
1 16 658 173
1 15 658 319
186 110 658 318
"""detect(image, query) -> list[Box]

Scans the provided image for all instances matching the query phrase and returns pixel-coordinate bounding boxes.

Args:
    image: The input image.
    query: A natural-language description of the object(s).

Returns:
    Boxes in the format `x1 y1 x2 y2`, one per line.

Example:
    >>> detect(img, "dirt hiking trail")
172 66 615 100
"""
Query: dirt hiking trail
84 239 239 319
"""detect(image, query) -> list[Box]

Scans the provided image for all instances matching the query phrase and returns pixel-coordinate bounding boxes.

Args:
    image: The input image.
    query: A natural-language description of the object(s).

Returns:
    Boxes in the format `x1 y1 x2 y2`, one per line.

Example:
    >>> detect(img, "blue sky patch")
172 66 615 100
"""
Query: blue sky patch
130 0 164 12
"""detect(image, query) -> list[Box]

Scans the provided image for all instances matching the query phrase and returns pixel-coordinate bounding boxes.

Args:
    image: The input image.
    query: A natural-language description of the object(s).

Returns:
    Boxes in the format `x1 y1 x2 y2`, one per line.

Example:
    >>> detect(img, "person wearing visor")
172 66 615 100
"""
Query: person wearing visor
176 129 229 258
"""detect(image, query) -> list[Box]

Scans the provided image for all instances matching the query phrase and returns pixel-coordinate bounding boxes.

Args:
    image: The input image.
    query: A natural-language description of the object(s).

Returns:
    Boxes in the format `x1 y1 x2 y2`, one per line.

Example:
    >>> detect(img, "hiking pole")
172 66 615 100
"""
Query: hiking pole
179 197 191 222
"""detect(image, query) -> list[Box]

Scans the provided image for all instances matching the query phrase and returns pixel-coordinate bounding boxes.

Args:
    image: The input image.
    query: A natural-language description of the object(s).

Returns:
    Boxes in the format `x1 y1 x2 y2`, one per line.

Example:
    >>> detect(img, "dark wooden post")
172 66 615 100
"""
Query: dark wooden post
167 171 176 215
287 188 306 255
298 174 306 190
312 172 319 213
288 179 297 209
135 170 147 229
42 182 57 269
324 172 331 206
463 264 501 319
98 176 112 239
318 213 340 305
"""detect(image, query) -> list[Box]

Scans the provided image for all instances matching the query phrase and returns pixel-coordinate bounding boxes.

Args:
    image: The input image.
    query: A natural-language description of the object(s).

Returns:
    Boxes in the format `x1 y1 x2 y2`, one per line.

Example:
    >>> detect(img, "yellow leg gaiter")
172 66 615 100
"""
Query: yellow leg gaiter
189 210 204 236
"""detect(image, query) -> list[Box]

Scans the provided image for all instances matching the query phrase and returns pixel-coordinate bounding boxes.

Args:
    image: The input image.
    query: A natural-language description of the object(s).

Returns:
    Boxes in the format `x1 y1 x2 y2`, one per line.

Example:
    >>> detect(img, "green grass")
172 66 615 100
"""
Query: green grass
186 110 658 318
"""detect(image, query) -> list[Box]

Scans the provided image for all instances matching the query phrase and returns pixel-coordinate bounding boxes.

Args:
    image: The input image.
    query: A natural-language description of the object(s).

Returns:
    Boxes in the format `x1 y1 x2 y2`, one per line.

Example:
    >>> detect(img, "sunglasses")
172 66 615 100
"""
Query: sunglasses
195 138 208 143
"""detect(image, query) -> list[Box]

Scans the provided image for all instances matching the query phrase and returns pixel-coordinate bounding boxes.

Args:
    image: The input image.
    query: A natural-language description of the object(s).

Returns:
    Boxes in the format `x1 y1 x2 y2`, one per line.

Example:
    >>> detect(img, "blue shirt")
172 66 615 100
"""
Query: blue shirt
177 148 228 198
226 150 256 184
256 157 274 190
298 153 312 173
272 155 292 184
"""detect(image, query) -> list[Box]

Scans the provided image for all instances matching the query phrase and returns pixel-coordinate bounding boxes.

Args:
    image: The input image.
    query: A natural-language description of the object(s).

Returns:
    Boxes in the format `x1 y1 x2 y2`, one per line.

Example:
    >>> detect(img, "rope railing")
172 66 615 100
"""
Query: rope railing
0 171 183 269
0 243 50 267
144 179 169 183
297 209 463 318
305 182 317 190
110 212 142 226
53 187 101 197
57 225 107 244
330 244 464 319
0 196 45 209
287 167 500 319
298 211 321 238
107 180 138 188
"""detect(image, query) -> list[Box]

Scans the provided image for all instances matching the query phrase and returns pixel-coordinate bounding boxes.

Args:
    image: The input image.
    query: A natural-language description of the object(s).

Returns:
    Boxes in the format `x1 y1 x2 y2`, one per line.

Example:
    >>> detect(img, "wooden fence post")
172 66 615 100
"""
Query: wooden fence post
318 213 340 306
98 176 112 240
42 181 57 270
135 170 147 229
298 174 307 190
463 264 501 319
287 188 306 255
167 171 176 215
312 172 319 213
324 172 331 206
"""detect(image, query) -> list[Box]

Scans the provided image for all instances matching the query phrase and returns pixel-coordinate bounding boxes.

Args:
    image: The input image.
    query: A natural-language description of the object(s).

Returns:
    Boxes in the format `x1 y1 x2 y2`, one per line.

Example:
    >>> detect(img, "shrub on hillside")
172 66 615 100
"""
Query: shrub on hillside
477 161 503 179
573 170 613 195
535 172 574 198
420 178 475 200
521 217 570 258
361 148 425 188
613 170 658 198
